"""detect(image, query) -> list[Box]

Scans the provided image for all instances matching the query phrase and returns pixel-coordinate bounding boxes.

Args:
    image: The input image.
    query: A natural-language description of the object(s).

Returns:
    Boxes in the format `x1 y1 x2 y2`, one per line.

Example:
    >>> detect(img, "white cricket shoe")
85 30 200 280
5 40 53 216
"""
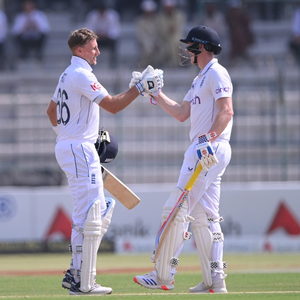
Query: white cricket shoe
69 281 113 296
133 270 174 290
189 275 227 294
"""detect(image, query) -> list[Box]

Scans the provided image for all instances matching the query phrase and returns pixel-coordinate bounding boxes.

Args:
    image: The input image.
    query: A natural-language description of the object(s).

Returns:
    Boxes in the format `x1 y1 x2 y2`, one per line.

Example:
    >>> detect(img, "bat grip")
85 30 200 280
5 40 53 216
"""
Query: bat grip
185 163 202 191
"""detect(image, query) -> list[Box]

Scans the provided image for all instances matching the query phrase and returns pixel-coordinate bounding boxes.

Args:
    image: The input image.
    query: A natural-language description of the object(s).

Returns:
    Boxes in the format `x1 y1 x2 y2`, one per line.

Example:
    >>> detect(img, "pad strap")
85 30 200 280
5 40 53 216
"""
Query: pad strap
69 264 81 277
211 260 227 270
68 244 82 254
212 232 224 242
72 224 84 233
170 257 179 267
208 216 224 223
69 262 81 277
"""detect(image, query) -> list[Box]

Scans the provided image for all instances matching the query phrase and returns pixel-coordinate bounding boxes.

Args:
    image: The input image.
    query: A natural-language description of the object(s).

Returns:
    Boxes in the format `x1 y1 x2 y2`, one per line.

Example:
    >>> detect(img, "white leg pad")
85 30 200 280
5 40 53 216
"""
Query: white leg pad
80 198 115 292
191 203 213 288
156 188 190 282
80 200 102 292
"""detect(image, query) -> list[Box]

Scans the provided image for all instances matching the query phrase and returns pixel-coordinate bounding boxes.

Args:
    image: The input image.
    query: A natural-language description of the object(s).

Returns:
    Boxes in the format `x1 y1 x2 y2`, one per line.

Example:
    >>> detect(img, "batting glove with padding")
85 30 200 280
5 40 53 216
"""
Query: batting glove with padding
129 71 142 88
130 65 163 103
129 65 157 88
130 74 160 105
195 133 218 172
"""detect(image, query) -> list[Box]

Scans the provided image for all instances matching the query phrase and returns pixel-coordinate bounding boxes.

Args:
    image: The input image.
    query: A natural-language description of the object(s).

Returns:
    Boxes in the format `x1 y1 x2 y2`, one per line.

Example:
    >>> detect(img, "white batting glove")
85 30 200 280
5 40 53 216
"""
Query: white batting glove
129 65 163 104
195 133 218 172
129 71 160 104
129 65 155 89
129 71 142 89
140 66 164 98
135 72 163 94
141 65 155 81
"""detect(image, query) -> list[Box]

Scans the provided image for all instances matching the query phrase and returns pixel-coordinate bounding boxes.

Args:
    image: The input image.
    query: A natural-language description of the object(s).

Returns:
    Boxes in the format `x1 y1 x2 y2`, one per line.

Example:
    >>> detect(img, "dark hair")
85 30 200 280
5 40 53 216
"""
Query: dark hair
68 28 98 52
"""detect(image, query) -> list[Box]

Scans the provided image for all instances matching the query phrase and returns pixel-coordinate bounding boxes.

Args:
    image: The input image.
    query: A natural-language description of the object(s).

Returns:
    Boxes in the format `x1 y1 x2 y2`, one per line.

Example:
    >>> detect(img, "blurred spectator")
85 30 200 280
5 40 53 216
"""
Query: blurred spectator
289 6 300 66
135 0 162 68
157 0 186 67
0 0 8 70
85 1 120 68
226 0 254 66
257 1 283 21
203 3 227 42
203 2 228 61
185 0 197 21
71 0 90 23
115 0 141 21
11 0 50 62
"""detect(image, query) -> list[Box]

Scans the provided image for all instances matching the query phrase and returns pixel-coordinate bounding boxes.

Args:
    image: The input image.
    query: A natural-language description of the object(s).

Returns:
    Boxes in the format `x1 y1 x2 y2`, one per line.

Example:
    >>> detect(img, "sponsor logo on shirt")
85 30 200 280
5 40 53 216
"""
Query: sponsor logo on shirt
61 73 67 83
90 82 102 91
215 86 231 94
91 174 96 184
191 95 201 105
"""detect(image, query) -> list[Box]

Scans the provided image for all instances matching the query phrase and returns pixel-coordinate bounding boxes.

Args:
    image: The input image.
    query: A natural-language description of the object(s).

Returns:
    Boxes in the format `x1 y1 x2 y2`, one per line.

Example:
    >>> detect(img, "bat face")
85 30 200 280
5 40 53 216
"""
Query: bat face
101 166 140 210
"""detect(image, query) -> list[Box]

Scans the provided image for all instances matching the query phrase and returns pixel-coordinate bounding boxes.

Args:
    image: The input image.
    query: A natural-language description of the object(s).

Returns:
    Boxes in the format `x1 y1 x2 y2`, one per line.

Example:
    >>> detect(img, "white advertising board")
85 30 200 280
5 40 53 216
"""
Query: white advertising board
0 182 300 252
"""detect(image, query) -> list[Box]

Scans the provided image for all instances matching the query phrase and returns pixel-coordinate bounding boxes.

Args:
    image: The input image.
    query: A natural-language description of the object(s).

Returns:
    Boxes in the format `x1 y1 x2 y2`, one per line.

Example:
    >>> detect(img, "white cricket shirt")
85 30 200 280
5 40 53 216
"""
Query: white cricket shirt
52 56 109 143
184 58 233 142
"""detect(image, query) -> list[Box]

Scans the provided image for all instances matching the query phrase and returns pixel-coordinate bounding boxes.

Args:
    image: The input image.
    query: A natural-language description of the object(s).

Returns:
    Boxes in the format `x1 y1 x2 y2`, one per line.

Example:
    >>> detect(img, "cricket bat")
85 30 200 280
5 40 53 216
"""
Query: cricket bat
101 166 140 210
152 163 202 262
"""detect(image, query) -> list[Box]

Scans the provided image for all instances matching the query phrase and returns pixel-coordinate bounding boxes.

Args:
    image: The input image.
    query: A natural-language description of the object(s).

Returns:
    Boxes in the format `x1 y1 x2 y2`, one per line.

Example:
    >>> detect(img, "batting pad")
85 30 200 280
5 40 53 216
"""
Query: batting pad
80 200 102 292
191 203 213 288
101 197 115 236
210 221 226 276
156 188 189 282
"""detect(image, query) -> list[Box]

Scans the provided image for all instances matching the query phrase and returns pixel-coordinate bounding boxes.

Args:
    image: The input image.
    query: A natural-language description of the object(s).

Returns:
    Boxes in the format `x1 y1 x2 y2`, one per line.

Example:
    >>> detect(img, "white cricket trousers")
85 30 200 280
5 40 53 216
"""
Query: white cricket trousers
176 140 231 218
55 139 106 274
171 140 231 275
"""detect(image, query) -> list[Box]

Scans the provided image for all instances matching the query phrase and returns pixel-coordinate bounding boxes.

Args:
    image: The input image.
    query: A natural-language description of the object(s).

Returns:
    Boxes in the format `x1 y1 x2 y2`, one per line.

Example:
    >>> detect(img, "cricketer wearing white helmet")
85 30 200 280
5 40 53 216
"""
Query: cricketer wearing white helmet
46 28 163 296
133 25 234 293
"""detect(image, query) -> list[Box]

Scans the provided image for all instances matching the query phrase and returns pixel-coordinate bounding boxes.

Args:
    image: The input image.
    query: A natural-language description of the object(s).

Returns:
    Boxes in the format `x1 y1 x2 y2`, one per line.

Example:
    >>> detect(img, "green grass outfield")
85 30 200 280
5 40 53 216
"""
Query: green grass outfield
0 253 300 299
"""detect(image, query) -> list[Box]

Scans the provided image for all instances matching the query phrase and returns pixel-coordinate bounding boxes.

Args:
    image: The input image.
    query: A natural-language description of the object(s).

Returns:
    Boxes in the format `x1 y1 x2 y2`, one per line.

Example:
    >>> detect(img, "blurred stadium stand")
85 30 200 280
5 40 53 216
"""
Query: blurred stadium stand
0 1 300 186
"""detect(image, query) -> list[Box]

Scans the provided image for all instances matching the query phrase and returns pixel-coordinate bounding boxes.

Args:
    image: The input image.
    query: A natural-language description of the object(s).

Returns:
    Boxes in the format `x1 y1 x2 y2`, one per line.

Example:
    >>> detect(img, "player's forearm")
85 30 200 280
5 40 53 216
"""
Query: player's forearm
101 87 139 114
209 108 233 142
46 100 58 126
48 116 57 127
154 92 189 122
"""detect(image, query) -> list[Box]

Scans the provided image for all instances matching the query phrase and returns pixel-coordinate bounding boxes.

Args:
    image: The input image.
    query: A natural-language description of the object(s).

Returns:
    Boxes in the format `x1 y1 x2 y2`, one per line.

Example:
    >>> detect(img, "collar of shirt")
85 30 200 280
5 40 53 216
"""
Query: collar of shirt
198 58 218 77
71 56 93 72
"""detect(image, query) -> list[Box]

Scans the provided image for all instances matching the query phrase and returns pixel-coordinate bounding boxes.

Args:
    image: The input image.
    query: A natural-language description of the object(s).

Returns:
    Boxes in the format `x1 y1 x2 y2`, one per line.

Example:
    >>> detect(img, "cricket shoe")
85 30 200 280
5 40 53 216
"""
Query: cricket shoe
69 281 113 296
133 270 174 290
189 274 227 294
62 269 75 289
